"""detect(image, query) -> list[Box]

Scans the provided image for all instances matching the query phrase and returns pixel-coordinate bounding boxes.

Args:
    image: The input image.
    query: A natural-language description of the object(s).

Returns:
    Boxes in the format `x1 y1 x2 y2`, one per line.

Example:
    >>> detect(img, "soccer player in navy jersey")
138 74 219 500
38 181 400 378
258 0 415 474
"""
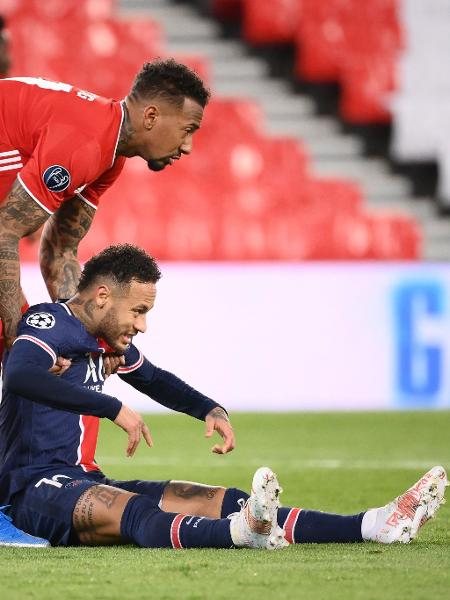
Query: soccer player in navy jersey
0 245 447 549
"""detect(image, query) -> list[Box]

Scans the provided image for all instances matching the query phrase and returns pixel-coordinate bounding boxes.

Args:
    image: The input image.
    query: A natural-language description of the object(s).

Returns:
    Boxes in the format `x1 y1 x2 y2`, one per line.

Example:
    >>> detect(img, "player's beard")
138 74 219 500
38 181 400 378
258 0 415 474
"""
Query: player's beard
97 306 128 354
147 159 167 172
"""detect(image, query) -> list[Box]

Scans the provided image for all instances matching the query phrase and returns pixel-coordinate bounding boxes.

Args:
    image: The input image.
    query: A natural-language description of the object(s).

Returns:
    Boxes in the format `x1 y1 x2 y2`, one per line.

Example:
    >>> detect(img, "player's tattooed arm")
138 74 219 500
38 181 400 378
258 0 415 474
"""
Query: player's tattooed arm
0 180 49 342
40 195 95 301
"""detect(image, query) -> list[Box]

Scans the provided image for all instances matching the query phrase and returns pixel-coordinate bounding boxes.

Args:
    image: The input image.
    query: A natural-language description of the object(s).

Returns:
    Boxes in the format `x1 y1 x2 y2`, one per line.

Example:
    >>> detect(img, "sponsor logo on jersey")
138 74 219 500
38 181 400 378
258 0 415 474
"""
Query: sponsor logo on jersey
26 312 56 329
43 165 71 192
84 354 105 384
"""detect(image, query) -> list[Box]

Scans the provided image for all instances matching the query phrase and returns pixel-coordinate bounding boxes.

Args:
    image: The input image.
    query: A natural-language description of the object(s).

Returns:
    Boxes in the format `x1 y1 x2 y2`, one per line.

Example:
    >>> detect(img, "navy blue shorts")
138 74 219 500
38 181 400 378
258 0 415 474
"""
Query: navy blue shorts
9 467 169 546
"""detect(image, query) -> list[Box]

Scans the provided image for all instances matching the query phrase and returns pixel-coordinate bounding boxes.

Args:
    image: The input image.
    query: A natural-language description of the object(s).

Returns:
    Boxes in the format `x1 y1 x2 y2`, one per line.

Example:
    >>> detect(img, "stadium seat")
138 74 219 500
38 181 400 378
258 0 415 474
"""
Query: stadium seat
211 0 242 21
6 0 423 260
242 0 299 45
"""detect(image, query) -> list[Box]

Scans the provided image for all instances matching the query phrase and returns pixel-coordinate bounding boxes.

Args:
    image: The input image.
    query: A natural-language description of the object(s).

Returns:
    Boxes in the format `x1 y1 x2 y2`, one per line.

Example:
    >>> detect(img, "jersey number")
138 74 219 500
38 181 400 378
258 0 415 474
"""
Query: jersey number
35 474 72 489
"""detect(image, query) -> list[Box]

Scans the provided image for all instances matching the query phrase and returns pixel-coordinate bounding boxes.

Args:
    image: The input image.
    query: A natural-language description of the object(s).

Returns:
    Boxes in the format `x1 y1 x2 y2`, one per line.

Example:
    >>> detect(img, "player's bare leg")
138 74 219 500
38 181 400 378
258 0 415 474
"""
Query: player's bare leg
161 482 225 518
72 485 136 545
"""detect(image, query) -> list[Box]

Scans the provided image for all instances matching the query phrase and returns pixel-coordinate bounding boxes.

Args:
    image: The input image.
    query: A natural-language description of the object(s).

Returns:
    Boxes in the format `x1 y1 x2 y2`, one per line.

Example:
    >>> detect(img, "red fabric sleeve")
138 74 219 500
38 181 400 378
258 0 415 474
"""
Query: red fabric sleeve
17 125 102 214
76 156 126 209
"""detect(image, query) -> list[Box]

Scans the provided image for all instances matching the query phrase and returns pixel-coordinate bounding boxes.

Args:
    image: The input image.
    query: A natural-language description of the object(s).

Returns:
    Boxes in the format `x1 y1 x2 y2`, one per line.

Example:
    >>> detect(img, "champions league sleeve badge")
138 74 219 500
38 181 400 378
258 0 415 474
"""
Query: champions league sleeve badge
42 165 71 193
26 312 56 329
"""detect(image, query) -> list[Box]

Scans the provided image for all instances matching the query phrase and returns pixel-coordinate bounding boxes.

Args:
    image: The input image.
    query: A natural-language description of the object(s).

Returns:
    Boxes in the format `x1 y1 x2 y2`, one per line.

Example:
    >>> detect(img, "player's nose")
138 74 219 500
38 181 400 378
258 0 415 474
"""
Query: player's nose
180 135 193 155
135 314 147 334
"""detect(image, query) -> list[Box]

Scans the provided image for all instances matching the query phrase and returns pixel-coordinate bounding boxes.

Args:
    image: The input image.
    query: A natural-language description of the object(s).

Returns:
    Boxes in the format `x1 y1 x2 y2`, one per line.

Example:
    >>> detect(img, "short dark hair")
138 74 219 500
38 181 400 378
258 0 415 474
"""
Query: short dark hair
129 58 210 108
78 244 161 292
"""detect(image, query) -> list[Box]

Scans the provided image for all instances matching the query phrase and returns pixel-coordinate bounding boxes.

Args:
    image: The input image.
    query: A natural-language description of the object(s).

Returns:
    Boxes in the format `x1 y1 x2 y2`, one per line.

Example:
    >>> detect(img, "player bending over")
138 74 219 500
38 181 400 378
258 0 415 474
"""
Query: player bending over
0 245 447 549
0 58 209 353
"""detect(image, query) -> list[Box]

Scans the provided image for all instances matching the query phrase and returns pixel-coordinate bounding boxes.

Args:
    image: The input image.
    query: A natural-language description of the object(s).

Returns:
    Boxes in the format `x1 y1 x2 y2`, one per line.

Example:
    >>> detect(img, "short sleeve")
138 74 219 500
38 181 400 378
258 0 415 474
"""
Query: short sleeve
17 124 102 214
76 156 126 209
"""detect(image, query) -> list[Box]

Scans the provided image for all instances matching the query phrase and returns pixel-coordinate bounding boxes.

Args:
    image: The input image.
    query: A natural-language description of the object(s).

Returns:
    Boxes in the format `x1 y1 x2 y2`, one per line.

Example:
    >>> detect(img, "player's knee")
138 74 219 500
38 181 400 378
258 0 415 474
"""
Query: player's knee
73 484 136 545
165 481 226 501
162 481 226 518
221 488 250 518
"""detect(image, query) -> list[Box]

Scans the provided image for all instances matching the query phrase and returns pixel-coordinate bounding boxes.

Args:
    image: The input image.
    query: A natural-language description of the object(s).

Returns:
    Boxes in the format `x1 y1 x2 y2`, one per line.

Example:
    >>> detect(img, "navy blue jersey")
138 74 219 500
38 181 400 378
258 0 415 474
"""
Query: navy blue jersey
0 302 223 505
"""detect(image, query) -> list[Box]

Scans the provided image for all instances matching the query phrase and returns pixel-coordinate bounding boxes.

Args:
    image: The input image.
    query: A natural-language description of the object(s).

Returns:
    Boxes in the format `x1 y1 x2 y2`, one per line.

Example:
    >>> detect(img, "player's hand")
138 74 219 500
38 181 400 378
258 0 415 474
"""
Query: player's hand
205 407 235 454
113 404 153 457
48 356 72 376
103 354 125 379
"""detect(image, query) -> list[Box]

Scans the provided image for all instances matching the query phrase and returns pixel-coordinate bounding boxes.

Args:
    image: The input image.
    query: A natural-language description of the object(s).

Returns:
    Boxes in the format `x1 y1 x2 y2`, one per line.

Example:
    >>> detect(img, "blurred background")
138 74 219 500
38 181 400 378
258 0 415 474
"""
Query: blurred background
3 0 450 412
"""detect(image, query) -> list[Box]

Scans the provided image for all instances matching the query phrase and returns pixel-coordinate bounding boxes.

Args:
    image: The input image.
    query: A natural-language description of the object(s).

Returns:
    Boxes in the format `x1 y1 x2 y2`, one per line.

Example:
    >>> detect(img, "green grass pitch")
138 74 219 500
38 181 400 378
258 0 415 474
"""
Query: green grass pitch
1 411 449 600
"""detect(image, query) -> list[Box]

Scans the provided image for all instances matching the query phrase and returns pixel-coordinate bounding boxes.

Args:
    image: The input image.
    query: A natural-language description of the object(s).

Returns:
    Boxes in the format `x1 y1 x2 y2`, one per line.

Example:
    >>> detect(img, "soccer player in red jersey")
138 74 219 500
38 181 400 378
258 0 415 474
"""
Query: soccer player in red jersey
0 58 209 349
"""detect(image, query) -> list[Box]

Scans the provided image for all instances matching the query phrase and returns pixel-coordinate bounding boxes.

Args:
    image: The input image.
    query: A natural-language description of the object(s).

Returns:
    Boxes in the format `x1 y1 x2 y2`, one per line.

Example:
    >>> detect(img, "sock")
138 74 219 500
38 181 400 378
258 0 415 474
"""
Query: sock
121 494 233 549
360 508 380 541
221 488 365 543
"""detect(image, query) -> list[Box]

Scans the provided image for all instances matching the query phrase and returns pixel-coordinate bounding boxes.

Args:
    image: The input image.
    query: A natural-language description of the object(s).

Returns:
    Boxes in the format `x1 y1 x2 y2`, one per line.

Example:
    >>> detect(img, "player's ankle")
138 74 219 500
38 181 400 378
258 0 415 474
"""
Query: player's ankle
361 508 380 541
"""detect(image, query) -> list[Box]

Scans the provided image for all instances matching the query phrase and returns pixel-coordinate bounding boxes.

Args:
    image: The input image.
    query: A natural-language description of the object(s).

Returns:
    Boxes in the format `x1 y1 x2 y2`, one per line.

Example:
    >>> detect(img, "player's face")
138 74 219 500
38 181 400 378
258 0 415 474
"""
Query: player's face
99 280 157 353
145 97 204 171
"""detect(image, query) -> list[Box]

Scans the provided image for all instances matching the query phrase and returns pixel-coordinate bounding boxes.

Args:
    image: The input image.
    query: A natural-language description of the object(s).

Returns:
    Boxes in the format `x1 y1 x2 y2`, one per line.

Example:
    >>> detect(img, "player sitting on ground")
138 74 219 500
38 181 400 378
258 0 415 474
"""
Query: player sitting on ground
0 245 447 549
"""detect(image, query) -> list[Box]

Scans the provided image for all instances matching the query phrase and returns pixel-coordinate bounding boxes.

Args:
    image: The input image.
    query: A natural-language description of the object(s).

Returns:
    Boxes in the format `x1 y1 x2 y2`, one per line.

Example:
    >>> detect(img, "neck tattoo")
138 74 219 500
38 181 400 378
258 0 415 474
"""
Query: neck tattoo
116 102 135 156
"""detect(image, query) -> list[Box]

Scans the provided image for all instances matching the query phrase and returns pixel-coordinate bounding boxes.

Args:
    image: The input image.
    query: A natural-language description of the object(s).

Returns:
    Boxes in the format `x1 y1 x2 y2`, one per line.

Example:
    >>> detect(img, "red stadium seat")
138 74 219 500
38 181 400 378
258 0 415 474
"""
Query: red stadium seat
242 0 299 45
211 0 243 21
7 0 421 261
339 55 397 123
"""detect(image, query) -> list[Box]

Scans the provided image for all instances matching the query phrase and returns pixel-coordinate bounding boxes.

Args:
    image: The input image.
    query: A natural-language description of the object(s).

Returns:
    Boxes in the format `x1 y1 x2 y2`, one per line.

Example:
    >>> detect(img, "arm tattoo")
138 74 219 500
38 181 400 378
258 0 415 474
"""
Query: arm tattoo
0 180 48 339
40 196 95 300
208 407 229 422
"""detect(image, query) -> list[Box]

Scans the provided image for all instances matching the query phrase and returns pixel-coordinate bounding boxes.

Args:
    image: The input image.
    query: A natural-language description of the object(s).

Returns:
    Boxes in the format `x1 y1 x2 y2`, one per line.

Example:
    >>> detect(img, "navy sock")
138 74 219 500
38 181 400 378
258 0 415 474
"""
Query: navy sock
121 495 233 548
221 488 364 544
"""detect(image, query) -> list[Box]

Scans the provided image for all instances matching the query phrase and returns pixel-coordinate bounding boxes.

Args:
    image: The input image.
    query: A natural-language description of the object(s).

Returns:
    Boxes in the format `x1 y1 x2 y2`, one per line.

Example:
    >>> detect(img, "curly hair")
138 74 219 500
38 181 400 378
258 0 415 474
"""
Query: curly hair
129 58 210 108
77 244 161 292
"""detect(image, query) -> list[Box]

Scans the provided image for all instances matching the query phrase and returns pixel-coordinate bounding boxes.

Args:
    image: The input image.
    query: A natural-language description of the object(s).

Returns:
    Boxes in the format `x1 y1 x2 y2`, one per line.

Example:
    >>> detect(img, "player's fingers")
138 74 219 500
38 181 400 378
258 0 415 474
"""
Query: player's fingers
214 422 235 451
127 427 140 457
103 357 113 379
142 424 153 448
212 444 225 454
220 427 236 453
204 417 214 438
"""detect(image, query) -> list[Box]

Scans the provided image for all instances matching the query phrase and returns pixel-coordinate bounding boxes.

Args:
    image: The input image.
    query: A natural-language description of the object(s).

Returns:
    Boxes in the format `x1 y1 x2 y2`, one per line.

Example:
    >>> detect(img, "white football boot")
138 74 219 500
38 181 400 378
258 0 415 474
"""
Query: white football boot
362 466 448 544
229 467 289 550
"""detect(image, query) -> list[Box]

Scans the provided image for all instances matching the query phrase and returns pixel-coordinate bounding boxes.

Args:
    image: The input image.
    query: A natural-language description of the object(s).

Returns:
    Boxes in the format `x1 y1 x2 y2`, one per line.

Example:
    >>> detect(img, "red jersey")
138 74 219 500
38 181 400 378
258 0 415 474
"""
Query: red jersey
0 77 126 214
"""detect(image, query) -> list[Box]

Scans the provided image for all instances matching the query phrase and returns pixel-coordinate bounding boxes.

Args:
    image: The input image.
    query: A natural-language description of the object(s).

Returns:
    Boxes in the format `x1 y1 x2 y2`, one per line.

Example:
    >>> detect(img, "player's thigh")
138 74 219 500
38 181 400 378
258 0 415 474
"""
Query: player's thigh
11 472 102 546
104 477 169 508
72 484 137 546
161 480 226 518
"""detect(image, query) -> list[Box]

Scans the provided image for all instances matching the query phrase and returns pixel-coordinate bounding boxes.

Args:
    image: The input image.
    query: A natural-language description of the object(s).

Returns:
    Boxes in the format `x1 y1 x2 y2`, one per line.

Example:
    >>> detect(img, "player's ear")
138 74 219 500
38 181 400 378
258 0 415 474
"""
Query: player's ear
143 104 159 130
95 284 111 308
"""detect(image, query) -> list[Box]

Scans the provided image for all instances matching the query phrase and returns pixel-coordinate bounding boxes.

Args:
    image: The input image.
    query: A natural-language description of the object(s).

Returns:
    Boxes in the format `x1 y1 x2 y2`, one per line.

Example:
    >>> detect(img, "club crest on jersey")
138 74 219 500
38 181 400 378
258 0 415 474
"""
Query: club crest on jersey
43 165 71 192
26 312 55 329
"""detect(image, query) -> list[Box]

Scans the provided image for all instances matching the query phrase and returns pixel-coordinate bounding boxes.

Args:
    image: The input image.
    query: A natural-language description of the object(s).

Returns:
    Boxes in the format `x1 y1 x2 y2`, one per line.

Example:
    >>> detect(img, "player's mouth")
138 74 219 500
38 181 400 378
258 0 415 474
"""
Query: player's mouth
122 334 133 346
147 154 181 171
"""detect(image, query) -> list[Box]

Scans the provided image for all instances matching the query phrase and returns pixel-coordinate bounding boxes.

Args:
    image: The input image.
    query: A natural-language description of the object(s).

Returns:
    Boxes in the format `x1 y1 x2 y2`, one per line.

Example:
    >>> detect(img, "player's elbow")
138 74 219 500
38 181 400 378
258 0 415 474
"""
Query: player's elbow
3 362 25 394
3 359 43 396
